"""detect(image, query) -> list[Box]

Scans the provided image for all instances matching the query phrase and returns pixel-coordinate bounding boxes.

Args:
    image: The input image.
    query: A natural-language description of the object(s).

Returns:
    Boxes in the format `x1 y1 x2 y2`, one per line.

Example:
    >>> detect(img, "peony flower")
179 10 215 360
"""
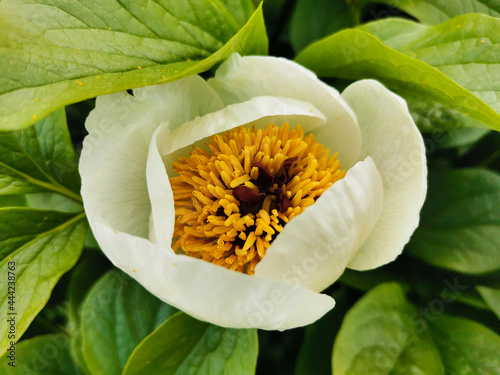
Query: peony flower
80 53 426 330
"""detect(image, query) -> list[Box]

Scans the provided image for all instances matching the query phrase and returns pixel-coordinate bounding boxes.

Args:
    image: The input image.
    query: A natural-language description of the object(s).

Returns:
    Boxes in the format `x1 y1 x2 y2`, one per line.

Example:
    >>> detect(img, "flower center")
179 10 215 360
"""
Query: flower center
170 123 346 275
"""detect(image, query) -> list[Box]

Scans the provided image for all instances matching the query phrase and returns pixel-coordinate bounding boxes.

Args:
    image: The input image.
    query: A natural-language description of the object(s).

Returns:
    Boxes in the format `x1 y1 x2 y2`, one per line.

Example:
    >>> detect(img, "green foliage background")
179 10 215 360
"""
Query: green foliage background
1 0 500 374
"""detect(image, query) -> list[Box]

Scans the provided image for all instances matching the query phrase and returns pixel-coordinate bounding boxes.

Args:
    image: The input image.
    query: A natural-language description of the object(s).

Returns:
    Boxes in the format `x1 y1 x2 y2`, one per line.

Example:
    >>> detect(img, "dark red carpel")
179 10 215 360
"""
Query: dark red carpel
233 185 266 215
250 163 275 190
274 188 291 213
234 157 297 215
276 157 298 184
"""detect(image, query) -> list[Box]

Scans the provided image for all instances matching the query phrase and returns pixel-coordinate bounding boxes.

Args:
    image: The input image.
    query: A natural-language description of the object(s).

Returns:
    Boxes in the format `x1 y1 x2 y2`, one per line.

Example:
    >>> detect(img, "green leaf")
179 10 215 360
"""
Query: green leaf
339 268 406 292
0 209 87 356
406 169 500 274
340 263 493 311
26 193 83 213
404 92 491 148
83 230 100 251
289 0 353 52
356 19 490 133
0 208 75 258
353 0 500 25
79 271 177 375
333 282 500 375
71 330 91 375
405 92 488 132
0 334 82 374
262 0 287 36
359 15 500 127
439 128 490 149
0 0 267 131
295 17 500 132
428 315 500 374
0 108 81 201
67 251 110 331
400 89 490 147
0 196 25 208
357 18 430 50
477 286 500 319
333 283 444 375
123 312 258 375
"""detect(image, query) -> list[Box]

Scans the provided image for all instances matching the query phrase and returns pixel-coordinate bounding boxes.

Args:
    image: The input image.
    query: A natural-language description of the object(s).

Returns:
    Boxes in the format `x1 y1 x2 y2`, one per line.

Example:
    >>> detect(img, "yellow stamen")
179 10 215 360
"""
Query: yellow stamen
170 123 346 274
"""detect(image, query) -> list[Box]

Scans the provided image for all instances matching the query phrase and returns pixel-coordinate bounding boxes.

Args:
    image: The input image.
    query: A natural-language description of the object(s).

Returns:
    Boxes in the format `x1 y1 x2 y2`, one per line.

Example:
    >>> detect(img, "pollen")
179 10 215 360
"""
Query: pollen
170 123 346 275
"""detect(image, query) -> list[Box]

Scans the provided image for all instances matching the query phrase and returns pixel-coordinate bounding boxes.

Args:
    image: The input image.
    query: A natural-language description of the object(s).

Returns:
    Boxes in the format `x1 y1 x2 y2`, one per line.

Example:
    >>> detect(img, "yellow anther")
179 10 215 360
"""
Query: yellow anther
230 174 251 188
170 123 345 274
242 232 257 251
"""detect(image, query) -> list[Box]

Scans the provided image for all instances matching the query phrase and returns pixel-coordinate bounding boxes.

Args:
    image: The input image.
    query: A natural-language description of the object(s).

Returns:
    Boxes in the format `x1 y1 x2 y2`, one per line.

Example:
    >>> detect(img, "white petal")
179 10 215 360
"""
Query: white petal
80 76 224 238
147 124 176 249
160 96 326 156
255 158 383 292
209 54 362 168
94 222 335 330
158 96 327 177
134 75 224 131
80 92 159 237
341 80 427 270
80 91 156 180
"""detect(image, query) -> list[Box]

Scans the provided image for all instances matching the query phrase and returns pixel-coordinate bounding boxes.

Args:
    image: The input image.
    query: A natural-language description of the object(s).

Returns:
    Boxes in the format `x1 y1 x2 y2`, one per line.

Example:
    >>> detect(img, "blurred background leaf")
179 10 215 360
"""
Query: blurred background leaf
77 270 177 375
289 0 354 52
296 15 500 132
0 334 82 374
0 210 86 357
407 169 500 274
124 312 258 375
333 282 500 374
0 109 81 199
350 0 500 24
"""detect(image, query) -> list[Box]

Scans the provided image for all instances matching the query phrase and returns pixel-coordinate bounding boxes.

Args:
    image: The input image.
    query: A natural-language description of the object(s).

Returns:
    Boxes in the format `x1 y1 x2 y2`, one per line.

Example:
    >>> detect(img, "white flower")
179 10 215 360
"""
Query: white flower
80 54 427 330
